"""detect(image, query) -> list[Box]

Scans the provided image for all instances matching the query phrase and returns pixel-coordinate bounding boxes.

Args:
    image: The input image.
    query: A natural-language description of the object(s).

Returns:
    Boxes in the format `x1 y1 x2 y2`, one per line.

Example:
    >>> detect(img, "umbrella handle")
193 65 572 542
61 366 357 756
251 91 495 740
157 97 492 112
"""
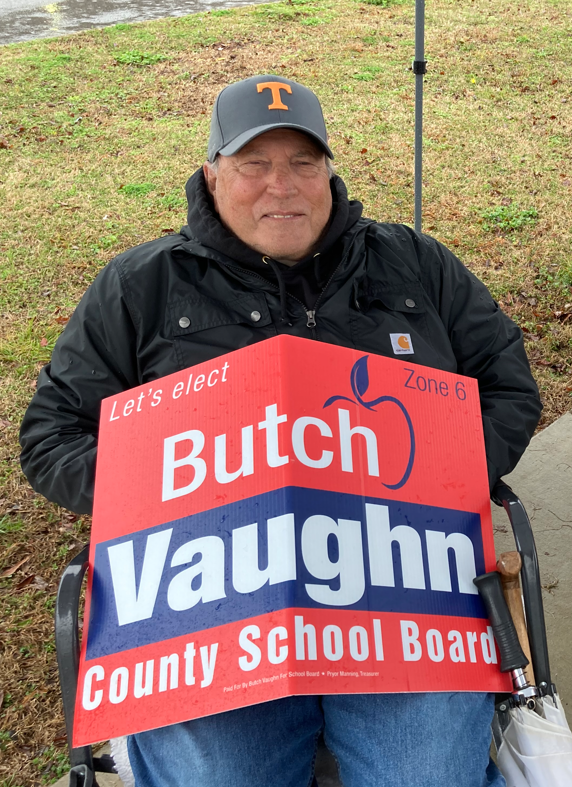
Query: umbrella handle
473 571 529 673
497 551 536 686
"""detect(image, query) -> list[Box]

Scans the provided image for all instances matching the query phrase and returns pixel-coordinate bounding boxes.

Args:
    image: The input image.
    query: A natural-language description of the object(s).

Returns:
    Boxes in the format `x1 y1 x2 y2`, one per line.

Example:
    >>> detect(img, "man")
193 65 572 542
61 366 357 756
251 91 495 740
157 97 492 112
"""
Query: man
20 75 541 786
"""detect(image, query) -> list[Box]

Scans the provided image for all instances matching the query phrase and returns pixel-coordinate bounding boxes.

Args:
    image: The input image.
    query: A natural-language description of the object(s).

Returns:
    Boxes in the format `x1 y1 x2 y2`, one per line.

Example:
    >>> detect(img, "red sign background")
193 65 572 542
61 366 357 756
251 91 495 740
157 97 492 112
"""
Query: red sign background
74 336 510 746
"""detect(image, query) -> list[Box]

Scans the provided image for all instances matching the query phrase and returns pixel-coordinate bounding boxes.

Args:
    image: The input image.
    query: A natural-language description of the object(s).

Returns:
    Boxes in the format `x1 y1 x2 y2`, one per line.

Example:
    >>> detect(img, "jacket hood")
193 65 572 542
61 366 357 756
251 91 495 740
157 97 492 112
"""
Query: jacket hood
180 167 363 273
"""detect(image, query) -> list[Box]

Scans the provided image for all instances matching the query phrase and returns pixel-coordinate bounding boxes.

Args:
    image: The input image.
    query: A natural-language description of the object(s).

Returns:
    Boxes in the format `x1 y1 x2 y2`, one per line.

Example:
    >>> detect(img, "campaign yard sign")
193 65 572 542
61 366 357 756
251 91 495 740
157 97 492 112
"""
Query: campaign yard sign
74 335 510 746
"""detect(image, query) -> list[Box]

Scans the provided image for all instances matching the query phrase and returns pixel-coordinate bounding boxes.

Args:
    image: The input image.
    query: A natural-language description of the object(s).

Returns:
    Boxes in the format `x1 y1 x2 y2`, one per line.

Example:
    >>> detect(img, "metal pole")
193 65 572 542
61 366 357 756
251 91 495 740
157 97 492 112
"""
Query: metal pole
413 0 426 234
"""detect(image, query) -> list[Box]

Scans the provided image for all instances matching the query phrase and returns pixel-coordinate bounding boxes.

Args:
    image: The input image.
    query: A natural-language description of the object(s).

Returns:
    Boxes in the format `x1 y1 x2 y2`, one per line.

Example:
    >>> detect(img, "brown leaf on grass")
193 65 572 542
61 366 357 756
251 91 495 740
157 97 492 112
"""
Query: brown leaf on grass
18 695 32 709
55 315 69 324
0 555 31 578
0 138 11 149
15 574 35 590
40 337 48 346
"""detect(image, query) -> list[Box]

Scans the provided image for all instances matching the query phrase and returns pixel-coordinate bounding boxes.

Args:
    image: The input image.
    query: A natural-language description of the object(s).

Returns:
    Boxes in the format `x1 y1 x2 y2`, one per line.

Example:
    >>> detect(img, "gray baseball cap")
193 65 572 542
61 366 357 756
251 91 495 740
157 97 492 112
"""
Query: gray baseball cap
207 75 334 161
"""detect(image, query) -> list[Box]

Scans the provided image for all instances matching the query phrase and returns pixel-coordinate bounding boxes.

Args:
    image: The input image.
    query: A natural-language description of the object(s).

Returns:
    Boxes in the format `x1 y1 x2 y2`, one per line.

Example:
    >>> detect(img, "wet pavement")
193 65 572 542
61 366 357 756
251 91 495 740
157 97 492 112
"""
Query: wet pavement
0 0 271 47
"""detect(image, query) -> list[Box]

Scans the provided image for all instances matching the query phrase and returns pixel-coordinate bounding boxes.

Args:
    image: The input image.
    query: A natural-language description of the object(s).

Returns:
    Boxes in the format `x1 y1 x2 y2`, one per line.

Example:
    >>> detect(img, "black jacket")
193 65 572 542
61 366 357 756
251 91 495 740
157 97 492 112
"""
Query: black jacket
20 171 542 513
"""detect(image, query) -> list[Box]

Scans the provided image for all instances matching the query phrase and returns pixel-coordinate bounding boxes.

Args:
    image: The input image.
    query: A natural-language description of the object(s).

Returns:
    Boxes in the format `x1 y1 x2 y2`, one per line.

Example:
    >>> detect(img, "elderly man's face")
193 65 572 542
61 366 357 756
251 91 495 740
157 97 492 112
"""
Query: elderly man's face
203 129 332 264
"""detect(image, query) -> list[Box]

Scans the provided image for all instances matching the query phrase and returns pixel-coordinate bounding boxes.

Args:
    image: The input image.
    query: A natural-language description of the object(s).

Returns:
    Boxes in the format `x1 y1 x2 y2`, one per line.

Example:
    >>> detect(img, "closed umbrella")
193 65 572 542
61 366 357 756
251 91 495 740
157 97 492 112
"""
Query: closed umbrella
495 694 572 787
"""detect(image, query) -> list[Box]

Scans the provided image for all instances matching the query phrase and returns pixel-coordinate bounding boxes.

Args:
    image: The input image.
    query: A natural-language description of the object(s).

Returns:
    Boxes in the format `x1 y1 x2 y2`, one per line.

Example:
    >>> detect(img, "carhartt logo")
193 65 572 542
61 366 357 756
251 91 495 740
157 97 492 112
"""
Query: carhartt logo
390 333 414 355
257 81 292 110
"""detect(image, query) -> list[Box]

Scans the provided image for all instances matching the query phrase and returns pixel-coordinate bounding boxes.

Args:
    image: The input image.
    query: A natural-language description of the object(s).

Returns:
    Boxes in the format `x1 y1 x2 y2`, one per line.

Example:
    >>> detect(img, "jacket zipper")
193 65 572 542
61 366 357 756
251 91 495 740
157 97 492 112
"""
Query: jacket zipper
223 263 318 332
220 223 370 334
182 221 372 334
307 239 360 324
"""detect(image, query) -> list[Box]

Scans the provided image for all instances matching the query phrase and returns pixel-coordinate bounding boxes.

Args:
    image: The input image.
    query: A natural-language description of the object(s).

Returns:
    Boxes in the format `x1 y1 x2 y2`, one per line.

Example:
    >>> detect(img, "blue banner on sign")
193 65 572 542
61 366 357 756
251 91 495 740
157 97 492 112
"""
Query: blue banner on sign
86 487 486 659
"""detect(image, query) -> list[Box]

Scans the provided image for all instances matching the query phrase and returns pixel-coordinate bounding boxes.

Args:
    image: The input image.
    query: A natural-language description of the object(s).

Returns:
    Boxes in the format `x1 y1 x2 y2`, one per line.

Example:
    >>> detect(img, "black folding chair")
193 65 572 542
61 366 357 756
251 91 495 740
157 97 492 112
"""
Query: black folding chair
55 543 117 786
54 481 553 786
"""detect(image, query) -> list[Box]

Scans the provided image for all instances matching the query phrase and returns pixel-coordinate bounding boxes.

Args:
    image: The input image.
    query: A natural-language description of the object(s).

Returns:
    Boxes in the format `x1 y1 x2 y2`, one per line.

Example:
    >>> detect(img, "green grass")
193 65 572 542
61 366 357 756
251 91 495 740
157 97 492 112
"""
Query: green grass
0 516 25 534
1 0 572 782
115 49 167 66
481 205 539 232
121 182 156 196
31 746 69 784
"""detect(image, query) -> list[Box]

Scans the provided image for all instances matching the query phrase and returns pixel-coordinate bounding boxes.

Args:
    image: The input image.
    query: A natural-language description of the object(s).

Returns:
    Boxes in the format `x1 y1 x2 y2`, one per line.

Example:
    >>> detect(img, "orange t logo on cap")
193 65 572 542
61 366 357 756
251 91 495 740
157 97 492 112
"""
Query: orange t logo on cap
257 81 292 110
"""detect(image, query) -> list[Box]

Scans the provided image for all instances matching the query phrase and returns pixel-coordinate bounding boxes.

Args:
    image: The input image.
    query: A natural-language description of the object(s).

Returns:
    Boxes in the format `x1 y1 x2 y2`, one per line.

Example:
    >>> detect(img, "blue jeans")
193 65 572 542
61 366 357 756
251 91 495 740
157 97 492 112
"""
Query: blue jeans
128 692 505 787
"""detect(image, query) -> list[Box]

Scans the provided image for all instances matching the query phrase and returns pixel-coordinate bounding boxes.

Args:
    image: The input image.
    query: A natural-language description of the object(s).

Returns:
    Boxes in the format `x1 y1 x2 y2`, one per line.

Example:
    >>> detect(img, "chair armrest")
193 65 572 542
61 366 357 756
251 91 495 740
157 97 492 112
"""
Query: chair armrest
55 544 94 773
491 481 553 695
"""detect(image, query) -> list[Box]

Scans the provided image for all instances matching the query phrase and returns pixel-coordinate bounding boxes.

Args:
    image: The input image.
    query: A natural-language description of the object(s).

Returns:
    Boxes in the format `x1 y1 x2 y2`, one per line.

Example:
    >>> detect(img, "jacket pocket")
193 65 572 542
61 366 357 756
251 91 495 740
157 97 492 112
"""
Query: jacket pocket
168 292 276 369
355 282 426 315
349 282 433 359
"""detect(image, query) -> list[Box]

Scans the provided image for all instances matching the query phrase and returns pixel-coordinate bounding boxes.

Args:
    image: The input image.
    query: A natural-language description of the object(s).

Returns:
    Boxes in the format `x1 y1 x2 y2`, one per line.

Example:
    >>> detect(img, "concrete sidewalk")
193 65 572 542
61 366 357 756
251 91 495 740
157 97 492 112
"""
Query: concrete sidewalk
52 411 571 786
